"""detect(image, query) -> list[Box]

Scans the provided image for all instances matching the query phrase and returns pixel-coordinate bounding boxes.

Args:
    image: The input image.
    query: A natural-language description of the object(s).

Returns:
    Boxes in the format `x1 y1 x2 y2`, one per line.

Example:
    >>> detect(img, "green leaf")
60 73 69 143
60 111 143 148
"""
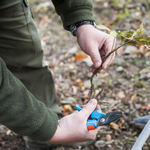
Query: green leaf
110 30 118 37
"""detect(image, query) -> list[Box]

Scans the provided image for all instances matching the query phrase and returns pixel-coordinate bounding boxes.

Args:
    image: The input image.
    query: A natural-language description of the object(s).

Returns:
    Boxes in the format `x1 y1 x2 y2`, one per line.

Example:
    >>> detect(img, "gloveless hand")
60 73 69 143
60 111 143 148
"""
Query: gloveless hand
49 99 101 144
76 25 116 73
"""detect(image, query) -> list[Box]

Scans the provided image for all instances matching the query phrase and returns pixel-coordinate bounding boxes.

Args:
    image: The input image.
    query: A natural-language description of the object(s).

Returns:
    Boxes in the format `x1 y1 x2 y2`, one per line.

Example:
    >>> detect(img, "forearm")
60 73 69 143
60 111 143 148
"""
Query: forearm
0 57 58 141
51 0 95 30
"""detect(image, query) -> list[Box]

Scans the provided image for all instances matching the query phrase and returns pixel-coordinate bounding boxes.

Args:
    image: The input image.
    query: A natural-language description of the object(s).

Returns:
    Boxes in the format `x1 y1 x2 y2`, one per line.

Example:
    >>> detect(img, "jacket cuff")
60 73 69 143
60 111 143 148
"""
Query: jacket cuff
61 8 95 31
30 111 58 141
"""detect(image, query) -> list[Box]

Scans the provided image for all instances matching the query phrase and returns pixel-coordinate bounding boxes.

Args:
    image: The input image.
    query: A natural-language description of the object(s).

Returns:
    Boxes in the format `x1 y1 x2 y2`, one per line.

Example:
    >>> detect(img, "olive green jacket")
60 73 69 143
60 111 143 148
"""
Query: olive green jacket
0 0 95 141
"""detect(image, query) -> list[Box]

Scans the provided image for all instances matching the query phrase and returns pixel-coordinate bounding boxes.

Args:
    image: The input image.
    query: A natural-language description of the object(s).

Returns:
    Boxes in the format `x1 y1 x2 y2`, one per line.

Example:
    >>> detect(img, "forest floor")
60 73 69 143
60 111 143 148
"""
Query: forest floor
0 0 150 150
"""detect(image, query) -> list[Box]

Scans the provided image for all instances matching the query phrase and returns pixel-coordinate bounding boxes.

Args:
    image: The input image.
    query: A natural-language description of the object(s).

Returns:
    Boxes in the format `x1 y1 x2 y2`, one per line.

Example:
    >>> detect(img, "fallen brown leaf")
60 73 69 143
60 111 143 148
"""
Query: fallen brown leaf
119 118 125 127
63 105 73 116
130 93 137 101
110 122 119 131
75 52 87 62
76 79 83 87
106 134 112 141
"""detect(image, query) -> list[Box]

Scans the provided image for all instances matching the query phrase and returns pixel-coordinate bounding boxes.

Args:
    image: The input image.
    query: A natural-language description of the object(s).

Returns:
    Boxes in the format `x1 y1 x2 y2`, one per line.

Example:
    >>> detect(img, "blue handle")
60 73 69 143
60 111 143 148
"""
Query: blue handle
75 104 106 130
75 105 105 120
75 105 82 111
91 110 105 120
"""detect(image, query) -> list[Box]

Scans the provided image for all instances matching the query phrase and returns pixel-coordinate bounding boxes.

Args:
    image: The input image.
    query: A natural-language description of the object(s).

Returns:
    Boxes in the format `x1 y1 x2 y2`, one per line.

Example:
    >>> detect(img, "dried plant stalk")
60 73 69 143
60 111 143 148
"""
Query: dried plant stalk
88 40 131 100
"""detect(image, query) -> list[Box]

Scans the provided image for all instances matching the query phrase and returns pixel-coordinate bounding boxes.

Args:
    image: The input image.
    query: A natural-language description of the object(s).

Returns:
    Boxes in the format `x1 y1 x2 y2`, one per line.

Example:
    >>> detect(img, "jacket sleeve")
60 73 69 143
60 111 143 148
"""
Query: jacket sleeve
0 57 58 141
52 0 95 30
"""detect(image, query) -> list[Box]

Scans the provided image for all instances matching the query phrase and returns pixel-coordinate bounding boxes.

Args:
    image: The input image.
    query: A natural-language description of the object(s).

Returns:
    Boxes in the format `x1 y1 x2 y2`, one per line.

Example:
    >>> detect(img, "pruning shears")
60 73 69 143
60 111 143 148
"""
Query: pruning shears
75 105 123 130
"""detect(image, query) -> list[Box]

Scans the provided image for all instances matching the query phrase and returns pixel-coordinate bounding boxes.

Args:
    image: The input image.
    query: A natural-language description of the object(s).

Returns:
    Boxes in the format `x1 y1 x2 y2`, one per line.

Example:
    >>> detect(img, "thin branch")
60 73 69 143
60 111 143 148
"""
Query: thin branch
95 88 103 99
88 39 132 100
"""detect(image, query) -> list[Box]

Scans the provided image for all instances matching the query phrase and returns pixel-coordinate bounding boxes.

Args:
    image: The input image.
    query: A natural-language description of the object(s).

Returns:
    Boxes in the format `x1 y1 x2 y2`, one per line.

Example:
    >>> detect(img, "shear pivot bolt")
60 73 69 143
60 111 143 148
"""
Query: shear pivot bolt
100 118 105 122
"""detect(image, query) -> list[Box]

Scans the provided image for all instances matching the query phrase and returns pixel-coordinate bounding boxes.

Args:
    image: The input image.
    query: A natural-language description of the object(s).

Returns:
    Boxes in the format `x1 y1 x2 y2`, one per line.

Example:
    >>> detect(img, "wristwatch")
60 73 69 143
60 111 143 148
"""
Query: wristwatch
70 21 96 36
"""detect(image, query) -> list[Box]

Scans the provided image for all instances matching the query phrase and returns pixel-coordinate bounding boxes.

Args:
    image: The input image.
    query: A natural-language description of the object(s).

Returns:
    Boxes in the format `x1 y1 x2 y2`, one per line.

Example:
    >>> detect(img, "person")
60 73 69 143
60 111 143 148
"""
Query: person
0 0 115 149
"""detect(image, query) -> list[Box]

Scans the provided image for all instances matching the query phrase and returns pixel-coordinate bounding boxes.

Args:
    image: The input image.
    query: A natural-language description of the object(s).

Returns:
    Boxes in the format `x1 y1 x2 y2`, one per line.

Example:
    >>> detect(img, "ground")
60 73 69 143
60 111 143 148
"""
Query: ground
0 0 150 150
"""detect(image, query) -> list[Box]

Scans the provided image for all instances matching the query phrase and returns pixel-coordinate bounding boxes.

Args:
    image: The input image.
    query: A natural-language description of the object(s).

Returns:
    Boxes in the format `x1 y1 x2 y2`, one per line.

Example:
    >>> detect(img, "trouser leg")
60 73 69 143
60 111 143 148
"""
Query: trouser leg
0 1 62 146
0 0 62 147
0 0 62 115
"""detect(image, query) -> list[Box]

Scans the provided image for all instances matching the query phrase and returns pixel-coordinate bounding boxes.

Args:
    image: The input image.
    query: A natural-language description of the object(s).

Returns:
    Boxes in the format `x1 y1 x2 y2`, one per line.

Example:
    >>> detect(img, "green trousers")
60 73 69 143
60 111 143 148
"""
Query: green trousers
0 0 62 146
0 0 61 114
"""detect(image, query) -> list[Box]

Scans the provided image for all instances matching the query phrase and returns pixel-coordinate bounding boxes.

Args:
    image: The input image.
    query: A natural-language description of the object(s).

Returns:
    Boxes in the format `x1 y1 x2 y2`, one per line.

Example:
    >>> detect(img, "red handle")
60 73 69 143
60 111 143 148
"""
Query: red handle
88 125 96 130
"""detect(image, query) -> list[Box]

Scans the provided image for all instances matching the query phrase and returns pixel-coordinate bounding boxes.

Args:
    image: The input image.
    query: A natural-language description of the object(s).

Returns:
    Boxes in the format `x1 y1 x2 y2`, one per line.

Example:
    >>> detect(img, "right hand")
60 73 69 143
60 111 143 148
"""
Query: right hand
49 99 101 144
76 25 116 73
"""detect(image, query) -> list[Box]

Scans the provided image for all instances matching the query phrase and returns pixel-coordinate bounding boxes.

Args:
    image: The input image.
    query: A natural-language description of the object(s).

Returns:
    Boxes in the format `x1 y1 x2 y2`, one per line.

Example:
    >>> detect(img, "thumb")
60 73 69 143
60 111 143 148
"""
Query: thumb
80 99 97 118
89 47 102 68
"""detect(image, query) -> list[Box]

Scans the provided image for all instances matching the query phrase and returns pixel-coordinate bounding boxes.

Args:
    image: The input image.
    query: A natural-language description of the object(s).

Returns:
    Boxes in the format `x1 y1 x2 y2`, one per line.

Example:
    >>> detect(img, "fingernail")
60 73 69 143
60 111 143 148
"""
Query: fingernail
89 99 97 105
95 62 100 68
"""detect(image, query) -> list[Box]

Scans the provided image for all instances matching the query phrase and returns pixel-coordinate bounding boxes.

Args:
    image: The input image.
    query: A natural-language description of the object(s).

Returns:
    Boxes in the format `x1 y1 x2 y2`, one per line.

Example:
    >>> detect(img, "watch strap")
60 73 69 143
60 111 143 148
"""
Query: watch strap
70 21 96 36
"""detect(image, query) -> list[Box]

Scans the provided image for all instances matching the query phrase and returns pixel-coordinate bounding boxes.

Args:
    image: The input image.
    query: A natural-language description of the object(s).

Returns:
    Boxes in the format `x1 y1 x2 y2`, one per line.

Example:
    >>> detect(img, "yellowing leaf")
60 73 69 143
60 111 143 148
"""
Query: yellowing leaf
135 36 150 45
134 23 144 38
125 30 135 39
121 36 125 42
118 30 135 40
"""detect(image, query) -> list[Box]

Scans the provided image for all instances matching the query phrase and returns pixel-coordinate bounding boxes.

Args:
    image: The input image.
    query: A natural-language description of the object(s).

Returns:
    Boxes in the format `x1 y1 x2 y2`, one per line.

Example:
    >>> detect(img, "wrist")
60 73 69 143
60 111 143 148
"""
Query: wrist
48 124 63 144
70 21 96 36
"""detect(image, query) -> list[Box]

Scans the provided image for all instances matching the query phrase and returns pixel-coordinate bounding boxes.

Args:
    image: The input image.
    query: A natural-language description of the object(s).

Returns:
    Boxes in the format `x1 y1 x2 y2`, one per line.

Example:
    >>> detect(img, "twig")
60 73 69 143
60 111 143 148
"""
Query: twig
88 40 132 100
95 89 103 99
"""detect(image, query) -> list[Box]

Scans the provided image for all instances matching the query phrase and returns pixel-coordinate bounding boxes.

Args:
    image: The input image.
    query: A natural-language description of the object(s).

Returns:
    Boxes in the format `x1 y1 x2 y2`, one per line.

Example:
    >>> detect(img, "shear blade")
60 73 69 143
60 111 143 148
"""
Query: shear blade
97 111 123 126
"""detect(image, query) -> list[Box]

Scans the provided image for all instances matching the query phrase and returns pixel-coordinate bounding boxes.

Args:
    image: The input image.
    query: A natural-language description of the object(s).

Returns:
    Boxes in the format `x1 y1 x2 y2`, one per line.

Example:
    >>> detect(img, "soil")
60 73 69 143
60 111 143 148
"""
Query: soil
0 0 150 150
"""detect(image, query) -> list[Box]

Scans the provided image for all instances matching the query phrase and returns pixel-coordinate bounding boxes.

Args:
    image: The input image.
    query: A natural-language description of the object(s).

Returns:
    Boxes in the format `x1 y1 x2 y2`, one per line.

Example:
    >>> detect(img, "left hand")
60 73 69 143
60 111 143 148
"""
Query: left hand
76 25 116 73
49 99 101 144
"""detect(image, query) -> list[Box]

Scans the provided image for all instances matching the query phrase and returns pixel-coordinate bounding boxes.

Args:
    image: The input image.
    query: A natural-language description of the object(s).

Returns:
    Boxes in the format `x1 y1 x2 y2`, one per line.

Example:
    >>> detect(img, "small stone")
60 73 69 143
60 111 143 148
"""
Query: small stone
68 46 78 54
68 65 74 70
41 40 46 47
124 45 137 55
83 58 92 67
66 97 76 103
95 140 106 148
83 80 91 88
116 66 123 72
112 57 125 65
60 100 73 104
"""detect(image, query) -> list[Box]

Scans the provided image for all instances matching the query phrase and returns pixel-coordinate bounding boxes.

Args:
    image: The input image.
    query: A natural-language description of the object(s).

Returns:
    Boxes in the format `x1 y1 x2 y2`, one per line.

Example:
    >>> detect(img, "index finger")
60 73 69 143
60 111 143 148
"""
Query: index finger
102 36 116 69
